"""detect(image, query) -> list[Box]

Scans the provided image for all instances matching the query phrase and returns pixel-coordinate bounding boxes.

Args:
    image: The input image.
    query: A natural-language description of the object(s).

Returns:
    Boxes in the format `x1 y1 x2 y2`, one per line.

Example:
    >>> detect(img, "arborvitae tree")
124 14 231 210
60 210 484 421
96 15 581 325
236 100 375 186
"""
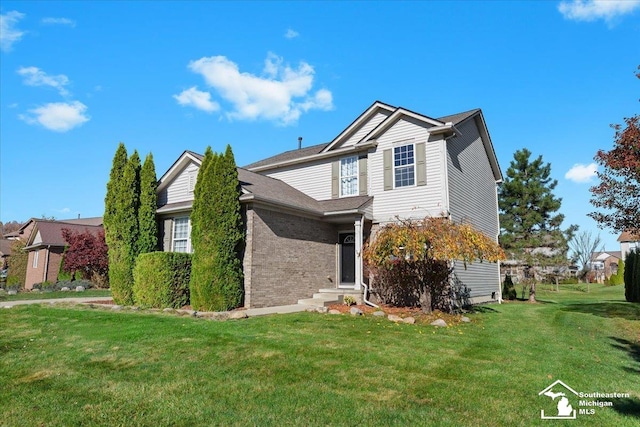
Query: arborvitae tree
104 143 128 246
189 147 218 310
213 145 244 308
498 148 577 302
104 144 128 299
108 150 141 305
138 153 158 254
625 249 640 303
189 145 244 311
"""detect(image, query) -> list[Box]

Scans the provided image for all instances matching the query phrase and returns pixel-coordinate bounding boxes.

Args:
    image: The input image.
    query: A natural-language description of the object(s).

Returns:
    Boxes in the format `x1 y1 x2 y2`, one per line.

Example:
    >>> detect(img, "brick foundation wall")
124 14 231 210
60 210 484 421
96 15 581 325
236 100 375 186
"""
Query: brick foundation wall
244 207 338 308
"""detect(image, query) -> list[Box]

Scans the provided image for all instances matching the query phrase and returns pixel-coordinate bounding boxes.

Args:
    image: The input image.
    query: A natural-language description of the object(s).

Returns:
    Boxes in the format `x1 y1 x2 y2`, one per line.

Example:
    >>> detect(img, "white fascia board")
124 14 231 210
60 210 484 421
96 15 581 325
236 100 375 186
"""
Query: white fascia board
322 101 396 153
248 140 378 173
157 151 203 192
363 108 445 142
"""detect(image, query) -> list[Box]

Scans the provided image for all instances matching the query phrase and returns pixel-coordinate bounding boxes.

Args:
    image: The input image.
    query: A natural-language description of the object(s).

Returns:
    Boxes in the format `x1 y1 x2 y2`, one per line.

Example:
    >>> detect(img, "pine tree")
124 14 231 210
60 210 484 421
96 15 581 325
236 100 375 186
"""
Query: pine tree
498 148 577 302
189 145 244 311
138 153 158 254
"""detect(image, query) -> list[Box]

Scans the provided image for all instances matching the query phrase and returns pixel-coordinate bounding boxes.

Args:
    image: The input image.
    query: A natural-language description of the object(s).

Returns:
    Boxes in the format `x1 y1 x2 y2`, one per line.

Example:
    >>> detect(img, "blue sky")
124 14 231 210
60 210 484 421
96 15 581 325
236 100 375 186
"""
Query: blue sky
1 1 638 252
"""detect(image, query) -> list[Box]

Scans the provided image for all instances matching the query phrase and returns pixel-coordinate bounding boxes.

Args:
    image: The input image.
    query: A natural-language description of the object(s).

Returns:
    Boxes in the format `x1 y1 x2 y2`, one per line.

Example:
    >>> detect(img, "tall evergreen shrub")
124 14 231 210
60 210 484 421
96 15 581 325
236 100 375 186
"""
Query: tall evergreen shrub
502 274 517 300
625 249 640 303
138 153 158 254
133 252 191 308
189 145 244 311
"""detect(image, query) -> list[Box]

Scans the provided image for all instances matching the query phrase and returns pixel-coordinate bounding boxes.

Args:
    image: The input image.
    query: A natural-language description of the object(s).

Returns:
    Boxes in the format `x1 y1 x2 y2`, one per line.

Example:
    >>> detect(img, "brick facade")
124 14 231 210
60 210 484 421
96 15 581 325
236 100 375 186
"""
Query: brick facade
243 206 339 308
25 248 64 289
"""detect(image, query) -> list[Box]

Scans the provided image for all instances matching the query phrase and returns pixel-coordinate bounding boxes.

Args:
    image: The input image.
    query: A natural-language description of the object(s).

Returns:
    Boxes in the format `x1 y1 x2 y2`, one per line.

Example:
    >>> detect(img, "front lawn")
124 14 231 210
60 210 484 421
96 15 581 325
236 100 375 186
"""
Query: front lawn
0 284 638 426
0 288 111 302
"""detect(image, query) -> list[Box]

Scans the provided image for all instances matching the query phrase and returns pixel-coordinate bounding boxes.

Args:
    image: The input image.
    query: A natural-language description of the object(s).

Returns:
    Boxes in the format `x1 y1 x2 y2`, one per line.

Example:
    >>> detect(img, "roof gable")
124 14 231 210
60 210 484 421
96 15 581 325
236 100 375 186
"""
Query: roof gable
157 151 203 193
321 101 396 152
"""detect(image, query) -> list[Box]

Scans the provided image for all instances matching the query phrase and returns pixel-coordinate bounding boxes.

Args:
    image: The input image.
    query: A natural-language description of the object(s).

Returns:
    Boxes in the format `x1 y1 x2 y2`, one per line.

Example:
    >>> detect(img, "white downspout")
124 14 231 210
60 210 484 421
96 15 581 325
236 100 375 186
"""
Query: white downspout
357 215 379 308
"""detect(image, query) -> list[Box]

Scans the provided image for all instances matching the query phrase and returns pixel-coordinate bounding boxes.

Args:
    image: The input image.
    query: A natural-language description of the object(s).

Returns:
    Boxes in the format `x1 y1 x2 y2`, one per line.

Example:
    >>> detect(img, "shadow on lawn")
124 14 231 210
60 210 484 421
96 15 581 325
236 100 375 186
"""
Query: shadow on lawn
610 337 640 375
561 302 640 322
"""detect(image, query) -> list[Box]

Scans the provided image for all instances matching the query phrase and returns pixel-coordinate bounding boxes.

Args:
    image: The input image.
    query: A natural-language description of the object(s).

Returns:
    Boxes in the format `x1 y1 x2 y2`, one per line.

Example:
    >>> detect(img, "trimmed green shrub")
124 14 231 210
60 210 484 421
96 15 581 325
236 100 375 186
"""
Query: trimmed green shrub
133 252 191 309
502 274 517 300
625 249 640 303
609 259 625 286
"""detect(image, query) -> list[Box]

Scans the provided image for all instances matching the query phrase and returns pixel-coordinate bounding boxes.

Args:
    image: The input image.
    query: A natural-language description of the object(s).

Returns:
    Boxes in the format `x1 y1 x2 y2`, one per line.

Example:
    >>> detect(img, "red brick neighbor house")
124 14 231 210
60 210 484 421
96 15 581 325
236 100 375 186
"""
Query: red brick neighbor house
21 217 103 290
156 101 503 308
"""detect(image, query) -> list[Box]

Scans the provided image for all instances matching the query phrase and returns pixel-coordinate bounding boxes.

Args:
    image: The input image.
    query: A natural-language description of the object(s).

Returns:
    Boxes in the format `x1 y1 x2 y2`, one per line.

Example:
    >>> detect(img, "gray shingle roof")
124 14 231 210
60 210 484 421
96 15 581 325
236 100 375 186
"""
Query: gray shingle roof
237 168 322 214
437 108 480 125
242 142 330 169
317 196 372 213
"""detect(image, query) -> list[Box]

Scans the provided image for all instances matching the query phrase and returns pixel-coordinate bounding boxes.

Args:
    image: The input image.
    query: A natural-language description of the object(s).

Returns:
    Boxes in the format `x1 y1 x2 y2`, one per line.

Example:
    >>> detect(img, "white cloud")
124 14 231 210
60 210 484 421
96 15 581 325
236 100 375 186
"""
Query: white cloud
186 53 333 125
41 17 76 27
558 0 640 23
20 101 89 132
0 10 26 52
17 66 71 96
173 86 220 113
285 28 299 39
565 163 598 183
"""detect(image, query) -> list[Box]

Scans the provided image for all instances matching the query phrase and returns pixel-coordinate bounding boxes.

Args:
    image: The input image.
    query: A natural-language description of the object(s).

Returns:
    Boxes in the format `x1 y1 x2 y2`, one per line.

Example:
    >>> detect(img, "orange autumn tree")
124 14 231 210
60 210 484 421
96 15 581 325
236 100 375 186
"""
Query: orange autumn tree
363 217 505 313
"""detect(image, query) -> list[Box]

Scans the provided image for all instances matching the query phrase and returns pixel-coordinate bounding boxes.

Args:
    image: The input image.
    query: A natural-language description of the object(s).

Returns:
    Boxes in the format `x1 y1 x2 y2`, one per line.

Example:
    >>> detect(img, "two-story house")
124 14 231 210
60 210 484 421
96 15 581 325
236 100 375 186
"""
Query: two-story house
156 101 503 308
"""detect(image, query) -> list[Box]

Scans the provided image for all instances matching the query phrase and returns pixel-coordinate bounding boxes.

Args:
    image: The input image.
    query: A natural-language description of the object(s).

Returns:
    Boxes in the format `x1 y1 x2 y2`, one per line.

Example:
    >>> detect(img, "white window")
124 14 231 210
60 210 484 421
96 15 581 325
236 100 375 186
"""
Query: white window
32 251 39 268
394 144 415 188
172 217 191 253
340 156 358 197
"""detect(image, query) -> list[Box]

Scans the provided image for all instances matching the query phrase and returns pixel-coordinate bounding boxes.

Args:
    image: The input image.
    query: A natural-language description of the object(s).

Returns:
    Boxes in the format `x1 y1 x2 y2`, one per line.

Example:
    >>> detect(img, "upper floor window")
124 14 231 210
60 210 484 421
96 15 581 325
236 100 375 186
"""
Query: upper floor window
32 251 39 268
394 144 415 188
172 217 191 253
340 156 358 196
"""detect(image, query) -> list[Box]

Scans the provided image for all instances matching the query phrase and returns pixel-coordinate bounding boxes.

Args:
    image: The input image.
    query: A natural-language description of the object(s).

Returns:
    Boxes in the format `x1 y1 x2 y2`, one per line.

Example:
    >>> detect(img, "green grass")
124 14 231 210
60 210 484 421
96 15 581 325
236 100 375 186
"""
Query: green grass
0 284 638 426
0 288 111 302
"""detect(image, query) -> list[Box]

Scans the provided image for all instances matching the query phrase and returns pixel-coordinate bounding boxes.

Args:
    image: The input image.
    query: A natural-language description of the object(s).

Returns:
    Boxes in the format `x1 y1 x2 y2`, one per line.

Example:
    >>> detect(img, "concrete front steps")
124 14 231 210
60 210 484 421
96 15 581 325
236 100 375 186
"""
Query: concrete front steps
298 288 362 308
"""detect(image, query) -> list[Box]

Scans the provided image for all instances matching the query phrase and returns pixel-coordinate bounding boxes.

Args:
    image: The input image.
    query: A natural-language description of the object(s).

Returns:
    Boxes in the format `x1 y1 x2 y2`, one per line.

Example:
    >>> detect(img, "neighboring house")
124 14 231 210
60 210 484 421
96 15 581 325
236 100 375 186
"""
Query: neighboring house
618 231 640 260
0 239 12 270
22 217 103 290
157 101 503 308
589 251 622 283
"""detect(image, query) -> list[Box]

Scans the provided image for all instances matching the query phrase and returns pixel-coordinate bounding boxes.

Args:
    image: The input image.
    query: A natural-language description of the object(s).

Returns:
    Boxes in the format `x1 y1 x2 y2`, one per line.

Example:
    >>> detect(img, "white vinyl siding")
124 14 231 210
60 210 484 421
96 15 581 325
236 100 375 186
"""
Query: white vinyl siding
446 116 501 299
340 156 358 196
157 161 199 205
370 118 446 222
264 160 333 200
172 217 191 253
393 143 415 188
339 111 392 148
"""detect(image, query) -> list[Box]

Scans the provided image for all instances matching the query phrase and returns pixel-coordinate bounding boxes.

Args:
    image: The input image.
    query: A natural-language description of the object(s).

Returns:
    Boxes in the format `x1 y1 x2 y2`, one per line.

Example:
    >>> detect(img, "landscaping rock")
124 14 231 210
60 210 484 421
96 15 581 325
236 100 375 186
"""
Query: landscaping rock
75 286 85 292
329 309 342 315
209 312 229 321
431 319 447 327
403 317 416 324
60 287 70 292
131 306 141 311
350 307 363 316
7 290 17 295
388 314 403 322
316 306 328 314
461 316 471 323
111 305 123 311
229 311 248 320
163 308 175 313
31 289 40 293
373 311 386 317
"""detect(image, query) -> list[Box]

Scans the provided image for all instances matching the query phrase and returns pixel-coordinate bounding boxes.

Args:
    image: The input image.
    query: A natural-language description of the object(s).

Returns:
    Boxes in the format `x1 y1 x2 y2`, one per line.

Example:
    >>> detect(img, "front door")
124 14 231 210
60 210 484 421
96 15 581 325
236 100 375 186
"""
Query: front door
340 233 356 286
